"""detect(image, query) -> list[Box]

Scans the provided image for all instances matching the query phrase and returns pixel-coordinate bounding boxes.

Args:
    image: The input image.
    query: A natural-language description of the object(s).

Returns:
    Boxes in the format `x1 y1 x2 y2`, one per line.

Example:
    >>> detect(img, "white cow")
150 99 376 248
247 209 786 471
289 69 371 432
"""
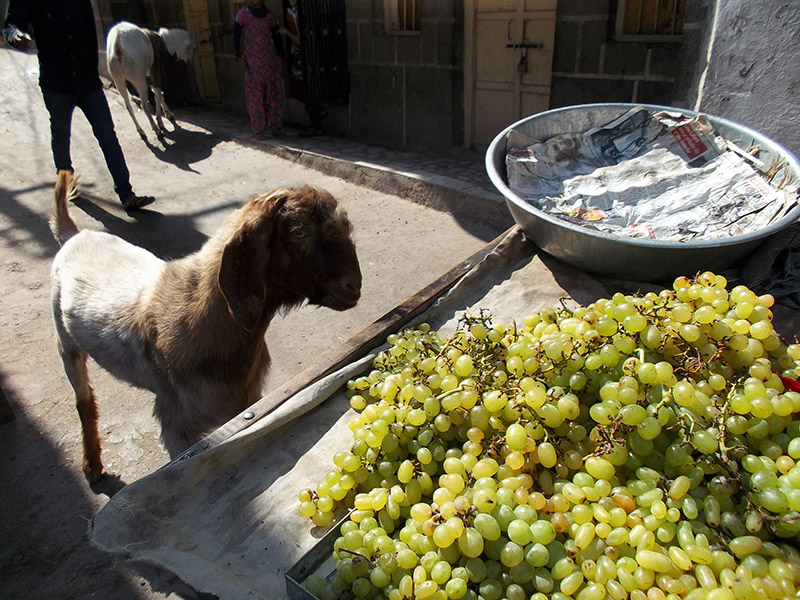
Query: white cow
106 21 196 142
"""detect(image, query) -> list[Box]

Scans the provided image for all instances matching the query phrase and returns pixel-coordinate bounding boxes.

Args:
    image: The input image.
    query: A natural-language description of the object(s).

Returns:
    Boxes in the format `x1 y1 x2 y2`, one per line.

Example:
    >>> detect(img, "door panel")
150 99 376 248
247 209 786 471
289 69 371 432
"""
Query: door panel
520 14 556 87
469 0 556 148
475 16 518 84
182 0 220 102
520 90 550 119
474 87 516 147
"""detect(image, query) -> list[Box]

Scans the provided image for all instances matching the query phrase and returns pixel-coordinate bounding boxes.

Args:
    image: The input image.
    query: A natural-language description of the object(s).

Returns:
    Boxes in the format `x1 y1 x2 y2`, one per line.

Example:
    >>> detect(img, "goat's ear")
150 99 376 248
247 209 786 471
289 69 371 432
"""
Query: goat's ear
217 192 288 331
218 227 266 332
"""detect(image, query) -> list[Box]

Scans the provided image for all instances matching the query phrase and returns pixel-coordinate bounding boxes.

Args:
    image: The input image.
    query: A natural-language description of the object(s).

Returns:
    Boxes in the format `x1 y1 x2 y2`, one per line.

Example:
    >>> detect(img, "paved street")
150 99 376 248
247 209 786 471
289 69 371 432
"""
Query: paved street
0 45 513 599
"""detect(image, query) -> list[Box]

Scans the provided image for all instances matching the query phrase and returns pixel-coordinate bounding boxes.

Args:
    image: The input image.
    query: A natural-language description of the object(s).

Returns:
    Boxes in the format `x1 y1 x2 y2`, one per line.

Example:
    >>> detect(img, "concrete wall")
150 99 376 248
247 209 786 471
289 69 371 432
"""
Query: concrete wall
121 0 466 152
549 0 680 109
89 1 797 157
200 0 465 152
675 1 799 154
346 0 464 151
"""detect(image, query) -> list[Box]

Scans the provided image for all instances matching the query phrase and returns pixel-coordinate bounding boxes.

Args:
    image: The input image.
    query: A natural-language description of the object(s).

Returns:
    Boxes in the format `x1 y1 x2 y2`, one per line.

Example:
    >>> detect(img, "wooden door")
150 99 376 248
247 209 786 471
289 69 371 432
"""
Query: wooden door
467 0 556 149
182 0 220 102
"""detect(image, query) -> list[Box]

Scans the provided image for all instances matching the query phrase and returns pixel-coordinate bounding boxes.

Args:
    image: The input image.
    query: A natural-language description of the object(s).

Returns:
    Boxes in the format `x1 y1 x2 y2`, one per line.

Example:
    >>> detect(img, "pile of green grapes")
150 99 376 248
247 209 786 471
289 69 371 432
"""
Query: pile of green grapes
298 272 800 600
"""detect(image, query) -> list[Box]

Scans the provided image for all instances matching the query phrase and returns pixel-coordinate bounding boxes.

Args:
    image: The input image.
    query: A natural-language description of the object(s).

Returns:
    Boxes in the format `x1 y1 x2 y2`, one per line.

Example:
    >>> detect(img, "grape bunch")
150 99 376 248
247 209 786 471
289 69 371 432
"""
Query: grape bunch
298 272 800 600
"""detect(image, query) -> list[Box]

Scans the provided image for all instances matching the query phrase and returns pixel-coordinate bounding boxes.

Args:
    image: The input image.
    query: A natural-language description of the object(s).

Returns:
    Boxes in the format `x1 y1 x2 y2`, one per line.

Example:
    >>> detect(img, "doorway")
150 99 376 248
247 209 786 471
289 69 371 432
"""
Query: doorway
465 0 557 149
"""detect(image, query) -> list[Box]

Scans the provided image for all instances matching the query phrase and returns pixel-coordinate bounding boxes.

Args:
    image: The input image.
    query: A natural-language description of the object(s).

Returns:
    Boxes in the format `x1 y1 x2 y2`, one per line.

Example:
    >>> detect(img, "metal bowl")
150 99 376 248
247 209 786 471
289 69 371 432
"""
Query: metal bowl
485 103 800 282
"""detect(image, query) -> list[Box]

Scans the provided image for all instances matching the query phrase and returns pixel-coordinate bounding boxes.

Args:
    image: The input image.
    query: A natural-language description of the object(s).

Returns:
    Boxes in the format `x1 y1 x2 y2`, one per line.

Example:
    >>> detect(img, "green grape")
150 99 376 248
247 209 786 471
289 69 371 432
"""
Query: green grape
525 542 549 567
300 273 800 600
500 541 525 567
457 527 484 558
473 513 501 541
304 573 327 597
506 519 532 546
584 456 615 481
445 577 468 599
537 442 557 468
505 423 527 450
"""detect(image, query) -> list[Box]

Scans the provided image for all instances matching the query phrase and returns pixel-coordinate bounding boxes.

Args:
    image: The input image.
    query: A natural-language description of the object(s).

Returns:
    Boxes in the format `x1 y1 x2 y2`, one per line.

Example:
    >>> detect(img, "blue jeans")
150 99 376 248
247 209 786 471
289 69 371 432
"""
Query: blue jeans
41 86 133 202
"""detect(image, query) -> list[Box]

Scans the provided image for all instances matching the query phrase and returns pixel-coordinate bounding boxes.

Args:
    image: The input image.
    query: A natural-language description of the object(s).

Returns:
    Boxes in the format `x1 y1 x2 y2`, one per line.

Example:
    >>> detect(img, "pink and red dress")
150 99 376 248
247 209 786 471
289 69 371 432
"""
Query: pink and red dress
234 6 284 135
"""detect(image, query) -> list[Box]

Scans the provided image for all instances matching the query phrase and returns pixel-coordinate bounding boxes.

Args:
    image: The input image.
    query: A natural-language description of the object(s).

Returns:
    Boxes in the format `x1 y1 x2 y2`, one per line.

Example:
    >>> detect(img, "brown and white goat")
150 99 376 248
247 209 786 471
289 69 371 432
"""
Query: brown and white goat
49 171 361 482
106 21 196 142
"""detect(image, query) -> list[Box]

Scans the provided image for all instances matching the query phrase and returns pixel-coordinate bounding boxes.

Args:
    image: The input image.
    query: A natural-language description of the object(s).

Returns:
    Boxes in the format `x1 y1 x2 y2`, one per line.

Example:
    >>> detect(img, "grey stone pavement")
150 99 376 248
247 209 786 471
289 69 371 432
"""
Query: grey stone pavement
172 101 507 216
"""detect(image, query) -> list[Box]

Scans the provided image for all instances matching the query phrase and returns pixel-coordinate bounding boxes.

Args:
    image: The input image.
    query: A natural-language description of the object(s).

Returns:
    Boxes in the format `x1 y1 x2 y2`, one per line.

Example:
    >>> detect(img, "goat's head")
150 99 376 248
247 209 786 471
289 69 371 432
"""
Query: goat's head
159 28 197 63
218 186 362 332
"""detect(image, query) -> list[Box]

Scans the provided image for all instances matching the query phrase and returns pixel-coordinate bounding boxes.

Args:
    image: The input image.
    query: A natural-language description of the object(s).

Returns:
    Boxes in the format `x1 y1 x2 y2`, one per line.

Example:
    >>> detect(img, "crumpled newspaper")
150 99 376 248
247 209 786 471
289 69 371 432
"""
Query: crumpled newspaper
506 107 798 241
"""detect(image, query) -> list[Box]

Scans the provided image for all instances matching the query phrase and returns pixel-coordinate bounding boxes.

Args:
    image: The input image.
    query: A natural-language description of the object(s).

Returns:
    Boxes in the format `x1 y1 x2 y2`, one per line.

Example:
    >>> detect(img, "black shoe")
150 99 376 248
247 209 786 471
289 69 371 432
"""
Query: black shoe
123 194 156 212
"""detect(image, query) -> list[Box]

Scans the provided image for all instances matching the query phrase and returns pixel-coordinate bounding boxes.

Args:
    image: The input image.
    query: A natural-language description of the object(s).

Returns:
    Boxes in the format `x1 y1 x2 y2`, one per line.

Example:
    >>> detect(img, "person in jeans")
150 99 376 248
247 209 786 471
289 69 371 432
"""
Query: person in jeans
4 0 155 211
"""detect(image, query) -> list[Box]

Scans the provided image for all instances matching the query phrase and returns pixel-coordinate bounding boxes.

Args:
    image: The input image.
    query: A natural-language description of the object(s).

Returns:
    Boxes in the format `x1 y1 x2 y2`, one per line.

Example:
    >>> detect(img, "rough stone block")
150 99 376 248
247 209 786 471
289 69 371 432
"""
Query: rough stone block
397 35 423 65
423 0 457 19
577 19 608 73
345 0 375 20
406 67 457 150
349 65 404 143
420 24 437 64
637 81 676 106
435 21 456 65
557 0 611 17
603 42 647 75
552 20 579 72
353 21 375 63
549 75 635 107
372 32 397 64
647 44 680 78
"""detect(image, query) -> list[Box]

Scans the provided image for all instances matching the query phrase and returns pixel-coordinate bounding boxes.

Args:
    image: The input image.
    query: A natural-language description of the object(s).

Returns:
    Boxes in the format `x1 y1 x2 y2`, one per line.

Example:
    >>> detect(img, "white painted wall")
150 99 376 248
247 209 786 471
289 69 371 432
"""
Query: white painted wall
694 1 799 155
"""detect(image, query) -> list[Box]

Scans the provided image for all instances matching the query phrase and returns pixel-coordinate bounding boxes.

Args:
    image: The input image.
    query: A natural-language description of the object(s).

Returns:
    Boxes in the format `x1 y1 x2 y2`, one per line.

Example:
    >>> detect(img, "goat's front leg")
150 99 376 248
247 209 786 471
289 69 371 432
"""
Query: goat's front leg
154 394 207 460
129 76 163 141
60 346 104 482
111 73 148 142
153 87 177 130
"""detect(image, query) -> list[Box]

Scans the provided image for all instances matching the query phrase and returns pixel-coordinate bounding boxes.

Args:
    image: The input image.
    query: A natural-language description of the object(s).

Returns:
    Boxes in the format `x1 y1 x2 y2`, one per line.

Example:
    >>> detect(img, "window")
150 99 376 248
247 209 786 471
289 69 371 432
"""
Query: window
385 0 421 34
615 0 686 41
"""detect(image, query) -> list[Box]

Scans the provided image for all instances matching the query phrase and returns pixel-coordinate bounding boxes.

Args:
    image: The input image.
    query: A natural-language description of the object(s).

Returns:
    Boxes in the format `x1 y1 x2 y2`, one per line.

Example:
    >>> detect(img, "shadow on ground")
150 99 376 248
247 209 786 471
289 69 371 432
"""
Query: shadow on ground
0 368 154 599
142 125 227 174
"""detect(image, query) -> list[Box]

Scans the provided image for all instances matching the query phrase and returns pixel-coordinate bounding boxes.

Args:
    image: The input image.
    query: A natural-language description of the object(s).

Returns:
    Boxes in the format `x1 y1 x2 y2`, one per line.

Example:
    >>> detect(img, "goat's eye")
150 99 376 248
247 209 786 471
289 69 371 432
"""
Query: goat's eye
291 226 306 239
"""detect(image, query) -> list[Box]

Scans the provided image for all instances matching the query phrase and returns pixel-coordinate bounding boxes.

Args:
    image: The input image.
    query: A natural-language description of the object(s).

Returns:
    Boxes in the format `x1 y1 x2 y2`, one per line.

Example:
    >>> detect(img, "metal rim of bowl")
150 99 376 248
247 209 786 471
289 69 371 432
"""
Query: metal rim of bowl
485 102 800 252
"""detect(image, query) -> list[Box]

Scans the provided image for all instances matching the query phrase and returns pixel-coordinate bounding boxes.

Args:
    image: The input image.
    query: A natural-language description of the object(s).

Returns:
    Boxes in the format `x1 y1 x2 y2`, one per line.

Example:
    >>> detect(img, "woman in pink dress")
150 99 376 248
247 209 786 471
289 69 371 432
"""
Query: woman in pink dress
233 0 291 139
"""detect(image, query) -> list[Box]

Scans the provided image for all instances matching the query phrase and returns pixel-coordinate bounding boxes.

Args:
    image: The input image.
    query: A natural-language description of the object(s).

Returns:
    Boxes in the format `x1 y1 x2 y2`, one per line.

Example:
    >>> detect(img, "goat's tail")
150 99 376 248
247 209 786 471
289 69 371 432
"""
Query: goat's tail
51 170 80 246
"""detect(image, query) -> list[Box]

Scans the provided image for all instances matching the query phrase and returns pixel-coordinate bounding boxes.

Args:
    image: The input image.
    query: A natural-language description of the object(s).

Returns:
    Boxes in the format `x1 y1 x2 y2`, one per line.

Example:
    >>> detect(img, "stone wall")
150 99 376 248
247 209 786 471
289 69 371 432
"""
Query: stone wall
90 1 797 157
549 0 681 109
345 0 464 151
680 1 799 154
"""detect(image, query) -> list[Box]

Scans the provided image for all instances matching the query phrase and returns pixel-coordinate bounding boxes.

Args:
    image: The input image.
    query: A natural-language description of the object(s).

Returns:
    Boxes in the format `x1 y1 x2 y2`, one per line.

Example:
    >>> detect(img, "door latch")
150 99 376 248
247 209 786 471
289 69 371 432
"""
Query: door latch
517 54 528 74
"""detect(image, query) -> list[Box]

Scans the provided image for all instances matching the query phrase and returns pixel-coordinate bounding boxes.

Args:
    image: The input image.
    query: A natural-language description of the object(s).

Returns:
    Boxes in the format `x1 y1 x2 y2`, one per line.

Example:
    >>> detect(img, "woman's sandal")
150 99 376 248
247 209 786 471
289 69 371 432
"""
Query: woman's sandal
123 194 156 212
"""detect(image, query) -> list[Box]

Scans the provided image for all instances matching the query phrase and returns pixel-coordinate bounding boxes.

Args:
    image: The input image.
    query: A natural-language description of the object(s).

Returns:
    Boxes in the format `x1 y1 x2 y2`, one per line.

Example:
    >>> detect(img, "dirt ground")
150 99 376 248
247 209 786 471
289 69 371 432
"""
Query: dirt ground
0 47 512 599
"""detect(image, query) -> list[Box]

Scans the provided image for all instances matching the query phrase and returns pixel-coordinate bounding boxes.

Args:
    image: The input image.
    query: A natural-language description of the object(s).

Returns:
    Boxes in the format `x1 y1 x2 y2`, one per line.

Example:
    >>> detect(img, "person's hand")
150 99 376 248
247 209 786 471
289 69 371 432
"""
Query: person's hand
3 25 33 51
237 57 247 70
278 27 289 35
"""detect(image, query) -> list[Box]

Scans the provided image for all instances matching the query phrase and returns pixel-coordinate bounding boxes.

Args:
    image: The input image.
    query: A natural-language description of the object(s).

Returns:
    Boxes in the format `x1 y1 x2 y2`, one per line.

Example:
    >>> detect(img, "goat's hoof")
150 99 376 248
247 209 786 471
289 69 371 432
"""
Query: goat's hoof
83 460 104 483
